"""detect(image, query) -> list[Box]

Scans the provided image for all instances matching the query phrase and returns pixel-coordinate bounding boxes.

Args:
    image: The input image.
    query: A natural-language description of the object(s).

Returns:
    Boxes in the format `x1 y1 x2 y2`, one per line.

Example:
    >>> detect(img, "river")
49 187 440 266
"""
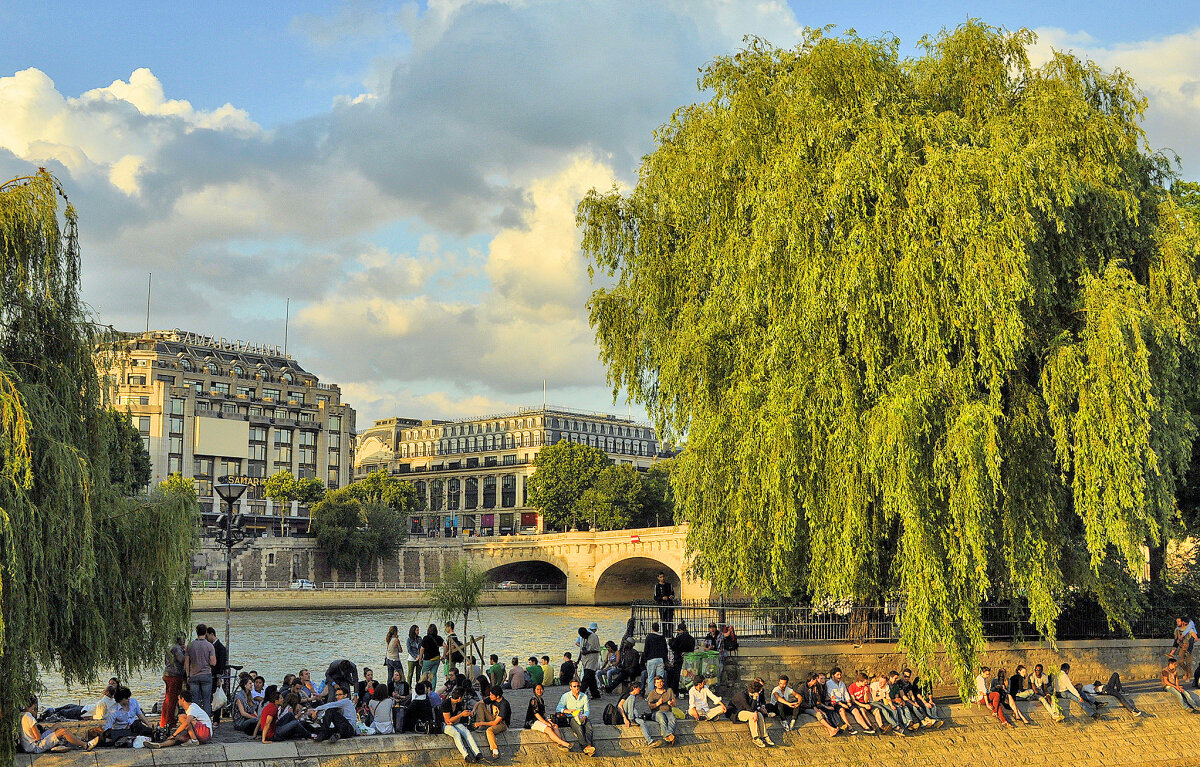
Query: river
40 605 631 707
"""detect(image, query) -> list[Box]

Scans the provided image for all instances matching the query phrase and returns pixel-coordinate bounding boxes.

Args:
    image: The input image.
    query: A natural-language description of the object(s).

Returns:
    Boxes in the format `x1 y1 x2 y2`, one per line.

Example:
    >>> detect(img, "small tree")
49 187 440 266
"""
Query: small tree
263 470 326 507
527 441 611 530
576 464 642 530
105 408 152 495
428 559 489 641
309 474 413 575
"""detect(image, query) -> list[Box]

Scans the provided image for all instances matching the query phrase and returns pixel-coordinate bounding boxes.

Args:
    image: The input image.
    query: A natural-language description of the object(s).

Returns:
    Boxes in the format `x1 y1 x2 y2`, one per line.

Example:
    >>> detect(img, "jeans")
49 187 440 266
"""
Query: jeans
633 719 656 744
775 702 802 727
568 716 594 747
273 719 308 741
407 660 420 687
1056 690 1093 717
645 658 665 684
318 709 356 739
652 710 675 737
870 701 898 727
444 723 480 758
1167 686 1199 710
1100 673 1140 713
421 659 441 686
188 676 213 716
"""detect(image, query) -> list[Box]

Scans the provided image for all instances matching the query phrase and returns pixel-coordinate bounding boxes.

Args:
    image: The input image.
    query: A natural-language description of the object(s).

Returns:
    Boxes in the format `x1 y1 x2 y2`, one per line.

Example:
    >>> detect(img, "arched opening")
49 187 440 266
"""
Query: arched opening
594 557 680 606
483 561 567 603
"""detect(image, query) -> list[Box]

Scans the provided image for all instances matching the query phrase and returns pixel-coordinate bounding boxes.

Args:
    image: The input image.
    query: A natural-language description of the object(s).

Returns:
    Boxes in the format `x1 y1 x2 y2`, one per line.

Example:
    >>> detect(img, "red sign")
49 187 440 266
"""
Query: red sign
630 534 640 543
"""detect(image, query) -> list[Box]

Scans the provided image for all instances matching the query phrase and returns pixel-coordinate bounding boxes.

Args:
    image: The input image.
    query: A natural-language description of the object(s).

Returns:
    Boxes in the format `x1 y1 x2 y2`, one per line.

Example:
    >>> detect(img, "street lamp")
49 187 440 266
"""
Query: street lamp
212 479 249 666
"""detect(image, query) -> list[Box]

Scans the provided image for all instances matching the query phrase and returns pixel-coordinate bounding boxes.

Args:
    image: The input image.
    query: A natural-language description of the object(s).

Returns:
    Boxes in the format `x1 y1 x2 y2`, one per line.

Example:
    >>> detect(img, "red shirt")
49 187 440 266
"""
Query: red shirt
849 682 870 704
259 702 278 740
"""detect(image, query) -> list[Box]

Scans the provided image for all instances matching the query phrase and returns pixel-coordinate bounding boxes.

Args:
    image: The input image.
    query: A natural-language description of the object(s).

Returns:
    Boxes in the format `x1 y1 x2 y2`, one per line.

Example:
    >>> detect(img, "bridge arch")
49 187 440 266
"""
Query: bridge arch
593 556 681 605
481 559 567 588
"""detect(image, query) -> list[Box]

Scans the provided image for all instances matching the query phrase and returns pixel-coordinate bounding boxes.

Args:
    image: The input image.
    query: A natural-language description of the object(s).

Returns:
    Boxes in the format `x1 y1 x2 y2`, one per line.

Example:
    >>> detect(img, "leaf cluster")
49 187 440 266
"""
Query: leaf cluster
528 441 674 530
578 23 1200 698
309 470 416 573
262 470 326 507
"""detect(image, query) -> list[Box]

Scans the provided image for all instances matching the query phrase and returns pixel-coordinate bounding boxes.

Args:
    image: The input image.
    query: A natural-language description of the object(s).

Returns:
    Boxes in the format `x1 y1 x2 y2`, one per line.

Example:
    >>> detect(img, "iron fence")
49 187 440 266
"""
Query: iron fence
191 580 565 592
628 600 1186 643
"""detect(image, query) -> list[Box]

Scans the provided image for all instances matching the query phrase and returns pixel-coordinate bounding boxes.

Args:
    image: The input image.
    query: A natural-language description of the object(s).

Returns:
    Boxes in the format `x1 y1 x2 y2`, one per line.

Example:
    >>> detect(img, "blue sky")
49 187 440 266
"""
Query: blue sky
1 1 1197 425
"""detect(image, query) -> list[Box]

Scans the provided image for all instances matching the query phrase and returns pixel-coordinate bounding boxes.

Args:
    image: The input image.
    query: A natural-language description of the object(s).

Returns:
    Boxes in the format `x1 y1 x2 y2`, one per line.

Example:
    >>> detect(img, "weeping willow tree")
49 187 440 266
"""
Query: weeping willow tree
0 170 197 756
578 23 1200 697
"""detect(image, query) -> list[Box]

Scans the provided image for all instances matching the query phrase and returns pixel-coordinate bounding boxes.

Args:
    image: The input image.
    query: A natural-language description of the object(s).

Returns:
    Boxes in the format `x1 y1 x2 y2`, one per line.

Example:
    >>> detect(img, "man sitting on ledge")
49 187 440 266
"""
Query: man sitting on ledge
1162 658 1200 714
688 676 726 721
727 679 775 748
311 684 358 743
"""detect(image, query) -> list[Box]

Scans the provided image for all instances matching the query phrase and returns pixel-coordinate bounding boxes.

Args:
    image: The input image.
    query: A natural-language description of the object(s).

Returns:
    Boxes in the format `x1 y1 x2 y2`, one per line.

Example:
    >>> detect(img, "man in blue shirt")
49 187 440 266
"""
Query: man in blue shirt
556 679 595 756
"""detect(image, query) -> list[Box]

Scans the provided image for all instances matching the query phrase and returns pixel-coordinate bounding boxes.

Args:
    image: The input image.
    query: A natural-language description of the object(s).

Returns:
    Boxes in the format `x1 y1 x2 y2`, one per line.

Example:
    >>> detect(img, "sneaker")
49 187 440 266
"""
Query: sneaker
664 734 675 744
491 750 500 759
86 737 100 752
1133 710 1145 717
583 745 596 757
183 738 200 745
649 740 662 748
753 737 767 748
781 722 791 732
923 718 936 727
1190 708 1200 715
49 745 72 752
893 728 905 737
764 737 777 746
881 723 892 732
144 741 163 750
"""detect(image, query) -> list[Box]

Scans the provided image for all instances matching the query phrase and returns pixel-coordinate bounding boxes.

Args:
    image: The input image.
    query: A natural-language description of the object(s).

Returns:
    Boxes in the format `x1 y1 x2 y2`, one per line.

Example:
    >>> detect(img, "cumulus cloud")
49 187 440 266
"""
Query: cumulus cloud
1031 27 1200 175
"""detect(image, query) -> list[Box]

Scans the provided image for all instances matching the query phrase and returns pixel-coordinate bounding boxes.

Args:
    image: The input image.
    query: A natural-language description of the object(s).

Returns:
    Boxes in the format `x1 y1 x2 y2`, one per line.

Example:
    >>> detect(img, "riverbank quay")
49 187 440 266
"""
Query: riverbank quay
727 638 1175 687
191 588 564 611
18 684 1200 767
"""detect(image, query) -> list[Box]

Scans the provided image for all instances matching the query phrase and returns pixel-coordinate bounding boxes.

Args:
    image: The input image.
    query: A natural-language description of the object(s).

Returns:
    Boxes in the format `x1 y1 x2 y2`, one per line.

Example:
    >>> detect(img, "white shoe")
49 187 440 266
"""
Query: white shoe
85 737 100 752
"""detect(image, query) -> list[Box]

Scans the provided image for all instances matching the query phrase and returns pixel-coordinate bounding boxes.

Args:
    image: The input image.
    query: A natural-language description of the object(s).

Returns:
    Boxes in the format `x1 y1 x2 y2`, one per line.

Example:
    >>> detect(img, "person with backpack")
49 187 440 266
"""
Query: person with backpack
618 680 662 748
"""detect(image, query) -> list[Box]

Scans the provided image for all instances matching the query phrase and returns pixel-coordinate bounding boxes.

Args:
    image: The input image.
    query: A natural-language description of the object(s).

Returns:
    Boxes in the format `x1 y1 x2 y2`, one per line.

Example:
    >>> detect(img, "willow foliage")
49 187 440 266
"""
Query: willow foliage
578 23 1200 697
0 170 197 757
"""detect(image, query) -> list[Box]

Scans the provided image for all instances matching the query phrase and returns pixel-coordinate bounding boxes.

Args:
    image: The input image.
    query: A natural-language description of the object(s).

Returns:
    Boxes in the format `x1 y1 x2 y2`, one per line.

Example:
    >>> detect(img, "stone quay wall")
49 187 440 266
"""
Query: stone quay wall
191 588 564 611
728 638 1175 688
19 688 1200 767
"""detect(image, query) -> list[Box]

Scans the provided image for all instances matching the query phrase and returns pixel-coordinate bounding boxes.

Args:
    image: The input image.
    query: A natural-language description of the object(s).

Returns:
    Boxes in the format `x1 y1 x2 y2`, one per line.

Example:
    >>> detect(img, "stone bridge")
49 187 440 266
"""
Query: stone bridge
455 525 709 605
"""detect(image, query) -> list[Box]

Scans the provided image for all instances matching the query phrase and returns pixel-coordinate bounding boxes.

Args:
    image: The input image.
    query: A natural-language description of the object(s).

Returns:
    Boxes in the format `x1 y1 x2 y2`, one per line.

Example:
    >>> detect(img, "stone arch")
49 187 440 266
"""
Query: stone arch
593 555 682 605
479 558 568 588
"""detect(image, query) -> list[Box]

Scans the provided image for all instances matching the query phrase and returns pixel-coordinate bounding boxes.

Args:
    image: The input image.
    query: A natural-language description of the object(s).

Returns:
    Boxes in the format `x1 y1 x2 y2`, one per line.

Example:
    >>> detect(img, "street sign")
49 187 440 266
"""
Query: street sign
630 534 640 543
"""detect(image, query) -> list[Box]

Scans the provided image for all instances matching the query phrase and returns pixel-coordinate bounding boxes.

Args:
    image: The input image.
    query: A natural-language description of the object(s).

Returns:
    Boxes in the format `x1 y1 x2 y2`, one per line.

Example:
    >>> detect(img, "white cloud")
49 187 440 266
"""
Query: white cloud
1032 27 1200 175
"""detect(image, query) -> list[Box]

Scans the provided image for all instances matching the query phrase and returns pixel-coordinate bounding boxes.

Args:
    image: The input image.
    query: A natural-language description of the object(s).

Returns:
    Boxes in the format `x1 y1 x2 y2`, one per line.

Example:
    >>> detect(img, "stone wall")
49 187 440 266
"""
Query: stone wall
729 638 1175 688
21 689 1200 767
192 588 565 611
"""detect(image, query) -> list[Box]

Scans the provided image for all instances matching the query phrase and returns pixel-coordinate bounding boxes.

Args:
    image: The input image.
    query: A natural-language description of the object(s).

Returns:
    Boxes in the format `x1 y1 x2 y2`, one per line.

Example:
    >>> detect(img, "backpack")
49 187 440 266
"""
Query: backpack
722 627 739 651
602 703 620 726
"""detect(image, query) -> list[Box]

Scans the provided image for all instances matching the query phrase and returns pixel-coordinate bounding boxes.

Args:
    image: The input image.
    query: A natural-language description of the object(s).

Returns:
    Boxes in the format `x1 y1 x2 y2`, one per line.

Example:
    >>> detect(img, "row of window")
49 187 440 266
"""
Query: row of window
399 431 652 458
403 416 650 441
413 476 524 510
176 356 301 385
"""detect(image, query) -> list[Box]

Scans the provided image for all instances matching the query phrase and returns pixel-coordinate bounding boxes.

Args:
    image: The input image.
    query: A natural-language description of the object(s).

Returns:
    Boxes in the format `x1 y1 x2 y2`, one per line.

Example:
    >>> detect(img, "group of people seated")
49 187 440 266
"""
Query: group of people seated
973 662 1157 726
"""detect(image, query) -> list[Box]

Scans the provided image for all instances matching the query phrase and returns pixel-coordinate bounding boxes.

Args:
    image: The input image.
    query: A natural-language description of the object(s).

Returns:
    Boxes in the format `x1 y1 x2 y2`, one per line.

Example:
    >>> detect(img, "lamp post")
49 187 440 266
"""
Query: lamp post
212 479 249 664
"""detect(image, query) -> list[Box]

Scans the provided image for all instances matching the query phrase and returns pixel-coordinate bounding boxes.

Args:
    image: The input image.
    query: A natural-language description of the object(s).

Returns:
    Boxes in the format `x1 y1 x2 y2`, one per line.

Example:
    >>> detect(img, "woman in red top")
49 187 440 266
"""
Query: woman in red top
255 686 281 743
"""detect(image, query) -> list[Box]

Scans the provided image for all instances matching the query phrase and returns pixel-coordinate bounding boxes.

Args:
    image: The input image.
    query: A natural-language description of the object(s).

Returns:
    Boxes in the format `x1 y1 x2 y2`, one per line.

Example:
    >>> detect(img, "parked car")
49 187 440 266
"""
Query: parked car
496 580 518 590
290 579 315 590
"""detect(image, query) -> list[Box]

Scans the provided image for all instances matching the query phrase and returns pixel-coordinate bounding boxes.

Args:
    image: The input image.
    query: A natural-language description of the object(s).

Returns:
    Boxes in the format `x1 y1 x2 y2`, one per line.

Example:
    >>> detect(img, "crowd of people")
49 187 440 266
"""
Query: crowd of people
24 609 1200 757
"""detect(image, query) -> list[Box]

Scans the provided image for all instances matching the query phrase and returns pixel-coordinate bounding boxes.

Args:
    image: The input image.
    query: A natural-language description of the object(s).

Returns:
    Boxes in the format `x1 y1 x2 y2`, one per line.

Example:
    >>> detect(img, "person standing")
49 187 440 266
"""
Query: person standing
420 624 445 687
668 622 696 691
643 623 668 687
1171 617 1198 685
406 625 423 687
204 626 228 722
653 573 676 625
385 625 403 681
579 624 602 699
185 624 217 715
161 635 187 728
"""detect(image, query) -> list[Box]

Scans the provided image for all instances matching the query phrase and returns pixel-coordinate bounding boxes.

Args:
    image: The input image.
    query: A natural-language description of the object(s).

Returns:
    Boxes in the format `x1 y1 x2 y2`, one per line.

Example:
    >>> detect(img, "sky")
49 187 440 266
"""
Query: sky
1 0 1198 427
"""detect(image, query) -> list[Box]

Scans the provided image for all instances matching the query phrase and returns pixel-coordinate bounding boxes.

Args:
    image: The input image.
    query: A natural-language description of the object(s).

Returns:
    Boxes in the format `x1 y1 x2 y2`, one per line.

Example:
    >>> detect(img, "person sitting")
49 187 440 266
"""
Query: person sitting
827 667 874 734
900 669 943 728
275 693 314 740
94 686 155 746
702 623 722 651
560 652 578 688
310 685 358 743
848 672 888 732
464 656 481 683
556 678 596 756
772 675 803 732
615 640 641 693
620 680 662 748
250 676 266 708
297 669 319 703
356 667 377 704
231 676 258 735
869 673 902 736
727 680 774 748
645 674 678 745
1010 664 1060 722
486 654 506 689
473 687 511 760
146 690 213 748
973 667 1011 727
83 679 118 721
369 686 396 734
405 681 437 733
20 697 90 753
1161 658 1200 713
442 687 484 763
524 682 571 749
1085 672 1142 715
992 668 1031 725
1056 663 1098 718
1027 664 1063 721
599 643 620 690
688 676 726 720
256 686 309 742
505 657 528 690
389 667 412 700
526 656 545 688
441 666 474 703
540 656 555 686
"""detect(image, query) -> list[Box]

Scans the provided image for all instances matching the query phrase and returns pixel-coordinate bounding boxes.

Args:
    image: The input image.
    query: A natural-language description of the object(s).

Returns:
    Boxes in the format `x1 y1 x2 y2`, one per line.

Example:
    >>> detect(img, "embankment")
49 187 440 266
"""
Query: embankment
18 688 1200 767
191 588 564 611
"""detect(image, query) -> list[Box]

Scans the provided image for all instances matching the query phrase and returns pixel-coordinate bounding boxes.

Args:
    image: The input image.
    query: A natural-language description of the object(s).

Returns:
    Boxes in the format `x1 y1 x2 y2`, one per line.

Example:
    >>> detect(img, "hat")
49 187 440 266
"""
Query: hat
588 621 599 632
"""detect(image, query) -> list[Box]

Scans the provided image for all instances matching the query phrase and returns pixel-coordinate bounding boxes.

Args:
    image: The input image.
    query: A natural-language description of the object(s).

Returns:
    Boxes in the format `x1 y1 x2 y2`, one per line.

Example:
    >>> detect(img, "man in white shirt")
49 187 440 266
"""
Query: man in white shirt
688 677 727 720
20 697 90 753
1054 663 1098 718
82 678 118 720
146 690 214 748
772 675 803 731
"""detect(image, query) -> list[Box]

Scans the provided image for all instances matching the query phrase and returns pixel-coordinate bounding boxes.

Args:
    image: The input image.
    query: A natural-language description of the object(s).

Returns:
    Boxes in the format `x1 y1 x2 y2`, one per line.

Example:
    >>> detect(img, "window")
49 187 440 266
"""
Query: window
221 459 241 477
179 358 193 371
275 428 293 445
205 362 218 375
501 475 516 507
249 405 263 416
327 467 339 488
186 379 204 394
168 456 182 474
170 398 184 415
156 374 176 385
299 431 316 447
232 365 244 378
262 388 281 401
316 394 329 407
298 411 313 421
329 415 341 431
267 552 275 565
136 416 151 434
194 457 214 477
289 391 305 404
221 402 237 413
329 432 340 449
274 444 292 464
169 436 183 454
482 476 497 508
502 454 516 465
127 375 146 386
275 408 289 419
247 462 266 478
249 426 267 441
169 416 184 434
281 372 293 384
248 444 266 461
237 386 253 397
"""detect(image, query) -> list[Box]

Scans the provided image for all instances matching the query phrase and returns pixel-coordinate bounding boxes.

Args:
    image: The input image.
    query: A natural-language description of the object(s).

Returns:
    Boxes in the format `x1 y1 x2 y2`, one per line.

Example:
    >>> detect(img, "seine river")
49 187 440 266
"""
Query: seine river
41 605 631 706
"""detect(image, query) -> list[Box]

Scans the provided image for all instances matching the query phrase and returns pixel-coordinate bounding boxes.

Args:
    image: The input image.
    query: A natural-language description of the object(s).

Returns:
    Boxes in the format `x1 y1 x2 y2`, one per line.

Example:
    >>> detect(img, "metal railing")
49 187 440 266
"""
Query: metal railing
191 580 566 592
628 600 1182 643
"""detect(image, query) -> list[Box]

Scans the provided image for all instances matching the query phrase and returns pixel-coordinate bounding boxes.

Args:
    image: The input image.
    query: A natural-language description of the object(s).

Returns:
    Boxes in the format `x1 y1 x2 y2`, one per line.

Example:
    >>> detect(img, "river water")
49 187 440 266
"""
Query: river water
40 605 630 707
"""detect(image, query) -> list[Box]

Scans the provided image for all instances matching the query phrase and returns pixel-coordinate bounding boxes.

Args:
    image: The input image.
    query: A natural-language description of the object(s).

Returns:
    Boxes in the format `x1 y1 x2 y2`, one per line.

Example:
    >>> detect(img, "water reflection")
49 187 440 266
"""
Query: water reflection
40 605 630 705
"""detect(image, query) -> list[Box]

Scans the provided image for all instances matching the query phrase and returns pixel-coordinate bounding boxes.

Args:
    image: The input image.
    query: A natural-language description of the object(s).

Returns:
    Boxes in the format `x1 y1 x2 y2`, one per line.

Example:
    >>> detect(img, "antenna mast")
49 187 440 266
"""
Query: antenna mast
145 273 152 332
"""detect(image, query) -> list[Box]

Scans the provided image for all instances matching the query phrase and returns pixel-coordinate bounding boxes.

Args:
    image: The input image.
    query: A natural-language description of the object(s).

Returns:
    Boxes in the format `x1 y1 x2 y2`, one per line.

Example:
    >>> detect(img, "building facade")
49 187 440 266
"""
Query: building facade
101 329 355 532
355 406 660 536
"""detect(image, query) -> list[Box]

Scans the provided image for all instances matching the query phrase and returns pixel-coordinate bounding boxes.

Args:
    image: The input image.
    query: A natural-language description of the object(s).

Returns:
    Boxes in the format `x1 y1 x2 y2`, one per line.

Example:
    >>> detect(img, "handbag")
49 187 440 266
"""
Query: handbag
414 718 437 735
554 713 574 727
671 706 686 719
